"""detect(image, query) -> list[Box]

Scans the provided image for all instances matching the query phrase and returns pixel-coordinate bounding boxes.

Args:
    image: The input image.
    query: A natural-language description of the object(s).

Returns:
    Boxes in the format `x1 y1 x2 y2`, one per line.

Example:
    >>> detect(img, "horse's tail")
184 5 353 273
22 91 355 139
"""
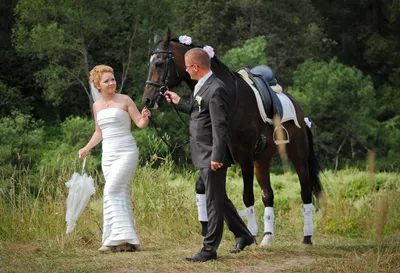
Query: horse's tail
306 125 323 201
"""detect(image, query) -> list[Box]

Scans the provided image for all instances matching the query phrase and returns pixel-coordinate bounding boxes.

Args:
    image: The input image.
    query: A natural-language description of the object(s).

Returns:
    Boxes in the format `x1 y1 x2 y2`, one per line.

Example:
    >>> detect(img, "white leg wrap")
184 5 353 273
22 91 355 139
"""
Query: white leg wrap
264 207 274 234
238 206 258 236
303 203 314 236
245 206 258 236
196 194 208 222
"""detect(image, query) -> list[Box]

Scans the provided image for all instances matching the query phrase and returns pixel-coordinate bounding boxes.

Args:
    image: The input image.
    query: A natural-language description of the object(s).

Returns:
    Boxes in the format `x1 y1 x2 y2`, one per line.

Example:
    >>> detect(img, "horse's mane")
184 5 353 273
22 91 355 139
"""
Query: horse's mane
170 38 231 73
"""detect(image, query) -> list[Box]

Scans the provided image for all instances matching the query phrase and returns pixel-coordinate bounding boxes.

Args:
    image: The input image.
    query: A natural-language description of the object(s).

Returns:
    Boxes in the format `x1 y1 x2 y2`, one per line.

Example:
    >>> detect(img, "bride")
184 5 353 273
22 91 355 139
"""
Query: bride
78 65 151 253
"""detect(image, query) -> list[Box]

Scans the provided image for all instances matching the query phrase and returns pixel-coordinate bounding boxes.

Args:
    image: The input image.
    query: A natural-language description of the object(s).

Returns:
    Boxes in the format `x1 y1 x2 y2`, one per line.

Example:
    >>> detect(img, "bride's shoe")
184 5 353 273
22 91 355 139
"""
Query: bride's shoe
98 245 115 254
133 244 141 251
115 243 140 252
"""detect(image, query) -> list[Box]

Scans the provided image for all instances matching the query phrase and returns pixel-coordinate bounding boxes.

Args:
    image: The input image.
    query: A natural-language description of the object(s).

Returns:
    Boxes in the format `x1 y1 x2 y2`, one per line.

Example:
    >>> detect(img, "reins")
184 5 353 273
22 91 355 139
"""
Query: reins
144 39 239 150
145 41 190 150
147 105 190 150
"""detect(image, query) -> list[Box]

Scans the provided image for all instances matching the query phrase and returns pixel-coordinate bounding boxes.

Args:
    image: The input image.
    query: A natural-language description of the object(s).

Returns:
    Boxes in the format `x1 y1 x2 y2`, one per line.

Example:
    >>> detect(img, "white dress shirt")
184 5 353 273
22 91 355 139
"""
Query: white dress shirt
194 71 213 97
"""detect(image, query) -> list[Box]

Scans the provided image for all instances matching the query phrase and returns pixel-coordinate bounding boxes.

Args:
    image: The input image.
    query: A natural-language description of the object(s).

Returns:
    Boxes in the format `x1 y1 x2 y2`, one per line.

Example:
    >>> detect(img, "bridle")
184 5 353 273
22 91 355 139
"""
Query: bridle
145 42 181 97
145 41 189 150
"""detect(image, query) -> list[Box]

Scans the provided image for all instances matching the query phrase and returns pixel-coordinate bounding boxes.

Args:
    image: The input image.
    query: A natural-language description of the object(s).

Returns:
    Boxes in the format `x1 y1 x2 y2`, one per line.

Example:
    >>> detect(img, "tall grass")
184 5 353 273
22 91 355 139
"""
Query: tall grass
0 158 399 250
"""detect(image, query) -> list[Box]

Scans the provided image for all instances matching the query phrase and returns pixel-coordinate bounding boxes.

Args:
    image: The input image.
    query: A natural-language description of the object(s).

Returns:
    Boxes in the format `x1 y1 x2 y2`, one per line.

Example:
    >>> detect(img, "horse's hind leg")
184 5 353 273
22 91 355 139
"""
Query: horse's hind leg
254 156 275 246
287 129 315 245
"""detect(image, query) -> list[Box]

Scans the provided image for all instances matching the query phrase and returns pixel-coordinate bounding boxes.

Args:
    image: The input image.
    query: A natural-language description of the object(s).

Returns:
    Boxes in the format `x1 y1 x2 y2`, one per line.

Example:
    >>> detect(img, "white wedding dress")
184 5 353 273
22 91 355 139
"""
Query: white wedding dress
97 107 140 246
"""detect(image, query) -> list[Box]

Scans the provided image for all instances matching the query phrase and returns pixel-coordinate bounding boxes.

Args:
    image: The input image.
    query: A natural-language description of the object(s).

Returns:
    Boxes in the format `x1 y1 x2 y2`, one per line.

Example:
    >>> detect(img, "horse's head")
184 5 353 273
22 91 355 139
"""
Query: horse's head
142 29 191 108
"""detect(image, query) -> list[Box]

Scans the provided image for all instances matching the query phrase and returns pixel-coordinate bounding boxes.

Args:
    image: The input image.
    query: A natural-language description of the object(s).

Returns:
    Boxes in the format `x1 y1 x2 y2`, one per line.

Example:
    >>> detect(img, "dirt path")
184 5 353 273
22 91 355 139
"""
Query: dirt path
1 236 399 273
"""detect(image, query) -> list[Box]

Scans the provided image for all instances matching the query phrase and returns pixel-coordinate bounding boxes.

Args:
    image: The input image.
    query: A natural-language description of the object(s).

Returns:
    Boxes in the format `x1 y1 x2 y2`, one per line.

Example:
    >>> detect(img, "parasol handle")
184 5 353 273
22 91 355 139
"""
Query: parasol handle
81 157 87 175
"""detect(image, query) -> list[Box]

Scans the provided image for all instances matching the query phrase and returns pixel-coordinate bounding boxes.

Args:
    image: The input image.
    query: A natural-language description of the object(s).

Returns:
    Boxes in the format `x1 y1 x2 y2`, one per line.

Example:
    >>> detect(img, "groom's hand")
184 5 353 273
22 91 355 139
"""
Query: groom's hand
211 161 223 171
164 91 180 104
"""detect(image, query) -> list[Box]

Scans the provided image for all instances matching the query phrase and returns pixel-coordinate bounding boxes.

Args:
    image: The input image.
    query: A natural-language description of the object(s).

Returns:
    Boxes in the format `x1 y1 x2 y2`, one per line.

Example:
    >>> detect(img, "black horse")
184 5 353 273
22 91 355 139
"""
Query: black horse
142 29 322 246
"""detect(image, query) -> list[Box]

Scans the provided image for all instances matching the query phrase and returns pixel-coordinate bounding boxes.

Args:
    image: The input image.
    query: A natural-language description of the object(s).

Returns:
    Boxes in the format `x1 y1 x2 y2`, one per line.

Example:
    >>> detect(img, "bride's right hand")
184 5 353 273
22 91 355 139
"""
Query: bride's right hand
78 148 89 158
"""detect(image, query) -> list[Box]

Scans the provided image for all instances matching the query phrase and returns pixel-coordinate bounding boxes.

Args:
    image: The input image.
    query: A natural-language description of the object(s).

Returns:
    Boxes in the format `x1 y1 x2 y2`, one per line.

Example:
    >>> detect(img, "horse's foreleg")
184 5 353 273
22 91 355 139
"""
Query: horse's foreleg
195 177 208 237
237 158 258 236
254 158 275 246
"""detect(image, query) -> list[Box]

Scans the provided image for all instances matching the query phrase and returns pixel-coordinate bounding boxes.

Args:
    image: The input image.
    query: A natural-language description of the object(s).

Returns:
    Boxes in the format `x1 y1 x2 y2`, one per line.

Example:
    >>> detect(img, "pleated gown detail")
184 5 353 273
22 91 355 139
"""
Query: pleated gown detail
97 107 140 246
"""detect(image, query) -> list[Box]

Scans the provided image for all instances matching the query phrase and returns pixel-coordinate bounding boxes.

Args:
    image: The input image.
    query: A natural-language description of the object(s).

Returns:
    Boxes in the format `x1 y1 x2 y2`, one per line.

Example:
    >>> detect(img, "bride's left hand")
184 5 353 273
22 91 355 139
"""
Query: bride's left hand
141 108 151 119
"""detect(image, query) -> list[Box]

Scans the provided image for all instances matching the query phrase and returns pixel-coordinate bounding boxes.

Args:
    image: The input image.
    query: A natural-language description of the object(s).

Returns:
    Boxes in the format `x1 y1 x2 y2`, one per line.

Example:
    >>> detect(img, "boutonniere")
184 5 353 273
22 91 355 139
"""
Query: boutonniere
195 95 202 112
179 35 192 45
202 45 215 58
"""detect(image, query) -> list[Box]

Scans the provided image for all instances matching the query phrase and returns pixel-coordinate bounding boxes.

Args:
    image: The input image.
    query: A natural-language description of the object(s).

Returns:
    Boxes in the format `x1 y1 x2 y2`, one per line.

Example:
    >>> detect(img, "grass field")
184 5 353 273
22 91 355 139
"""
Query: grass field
0 160 399 272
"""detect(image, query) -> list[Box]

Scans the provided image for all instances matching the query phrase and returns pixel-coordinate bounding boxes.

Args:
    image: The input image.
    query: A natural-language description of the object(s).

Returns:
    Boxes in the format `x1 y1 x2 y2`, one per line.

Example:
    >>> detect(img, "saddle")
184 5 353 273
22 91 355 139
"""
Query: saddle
237 66 283 121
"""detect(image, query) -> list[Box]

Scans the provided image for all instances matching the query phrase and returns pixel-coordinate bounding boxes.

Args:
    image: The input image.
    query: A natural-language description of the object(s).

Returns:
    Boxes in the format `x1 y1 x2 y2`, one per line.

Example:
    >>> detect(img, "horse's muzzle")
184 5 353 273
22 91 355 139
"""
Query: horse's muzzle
142 96 160 109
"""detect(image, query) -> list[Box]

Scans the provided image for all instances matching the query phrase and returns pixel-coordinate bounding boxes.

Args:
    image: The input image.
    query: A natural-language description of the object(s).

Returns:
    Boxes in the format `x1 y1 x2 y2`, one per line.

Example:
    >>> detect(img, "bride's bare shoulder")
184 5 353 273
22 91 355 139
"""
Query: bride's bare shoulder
118 93 134 104
92 100 104 112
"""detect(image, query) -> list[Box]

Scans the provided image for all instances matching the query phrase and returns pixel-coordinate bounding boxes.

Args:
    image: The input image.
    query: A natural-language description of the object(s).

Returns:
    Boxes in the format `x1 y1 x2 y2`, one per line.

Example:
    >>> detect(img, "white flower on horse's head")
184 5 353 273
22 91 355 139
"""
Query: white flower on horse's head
195 95 202 105
179 35 192 45
203 45 215 58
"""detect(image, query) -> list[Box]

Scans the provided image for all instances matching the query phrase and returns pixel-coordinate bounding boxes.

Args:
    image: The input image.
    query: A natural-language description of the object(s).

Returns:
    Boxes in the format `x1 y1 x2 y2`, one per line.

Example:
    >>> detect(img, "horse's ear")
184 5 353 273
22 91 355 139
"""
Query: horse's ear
154 33 161 43
160 28 171 49
167 27 171 39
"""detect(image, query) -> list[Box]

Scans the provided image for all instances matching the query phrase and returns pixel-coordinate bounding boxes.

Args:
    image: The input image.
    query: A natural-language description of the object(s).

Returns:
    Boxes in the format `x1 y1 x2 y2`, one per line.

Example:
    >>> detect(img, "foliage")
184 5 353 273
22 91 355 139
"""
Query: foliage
318 170 400 238
0 81 25 117
172 0 330 86
0 111 44 166
13 0 174 106
374 115 400 171
133 131 169 164
221 36 267 70
143 103 192 164
289 59 378 168
0 0 398 171
40 116 101 170
1 162 399 245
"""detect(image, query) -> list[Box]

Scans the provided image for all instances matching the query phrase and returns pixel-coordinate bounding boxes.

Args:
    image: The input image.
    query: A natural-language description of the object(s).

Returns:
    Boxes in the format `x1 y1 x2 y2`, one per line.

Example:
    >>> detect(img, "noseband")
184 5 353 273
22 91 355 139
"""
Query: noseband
145 43 180 96
145 42 189 149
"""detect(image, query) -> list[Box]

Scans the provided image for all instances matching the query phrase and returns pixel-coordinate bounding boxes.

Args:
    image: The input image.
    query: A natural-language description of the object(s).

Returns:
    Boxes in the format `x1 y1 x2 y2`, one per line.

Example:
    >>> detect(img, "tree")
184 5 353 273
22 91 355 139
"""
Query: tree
289 59 377 168
172 0 332 86
0 0 36 118
221 36 267 70
0 81 24 117
13 0 173 111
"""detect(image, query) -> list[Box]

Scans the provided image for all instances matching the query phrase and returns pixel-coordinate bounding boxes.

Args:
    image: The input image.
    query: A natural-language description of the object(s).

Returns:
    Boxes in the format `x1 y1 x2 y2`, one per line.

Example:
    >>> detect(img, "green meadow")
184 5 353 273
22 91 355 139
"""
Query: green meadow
1 159 399 273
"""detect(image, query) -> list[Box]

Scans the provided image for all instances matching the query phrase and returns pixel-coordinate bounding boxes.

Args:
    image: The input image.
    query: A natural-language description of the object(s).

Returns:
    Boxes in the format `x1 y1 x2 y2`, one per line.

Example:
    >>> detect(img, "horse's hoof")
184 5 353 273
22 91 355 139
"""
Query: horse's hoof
302 235 313 246
260 233 273 247
301 242 313 248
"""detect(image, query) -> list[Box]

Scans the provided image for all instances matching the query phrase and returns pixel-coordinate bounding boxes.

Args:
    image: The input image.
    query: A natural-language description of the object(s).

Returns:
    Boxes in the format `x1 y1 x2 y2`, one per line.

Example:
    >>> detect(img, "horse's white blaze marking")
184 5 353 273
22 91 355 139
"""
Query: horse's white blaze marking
150 54 156 64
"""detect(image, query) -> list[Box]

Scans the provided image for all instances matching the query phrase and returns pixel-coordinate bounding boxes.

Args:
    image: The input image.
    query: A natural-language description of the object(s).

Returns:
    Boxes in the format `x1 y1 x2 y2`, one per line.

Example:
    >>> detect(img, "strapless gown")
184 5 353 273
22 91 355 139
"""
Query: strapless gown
97 107 140 246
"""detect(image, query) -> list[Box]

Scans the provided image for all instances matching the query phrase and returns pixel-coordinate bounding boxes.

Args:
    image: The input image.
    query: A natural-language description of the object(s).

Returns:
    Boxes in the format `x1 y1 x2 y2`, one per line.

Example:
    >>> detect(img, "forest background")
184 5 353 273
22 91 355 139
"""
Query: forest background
1 0 399 173
1 1 400 272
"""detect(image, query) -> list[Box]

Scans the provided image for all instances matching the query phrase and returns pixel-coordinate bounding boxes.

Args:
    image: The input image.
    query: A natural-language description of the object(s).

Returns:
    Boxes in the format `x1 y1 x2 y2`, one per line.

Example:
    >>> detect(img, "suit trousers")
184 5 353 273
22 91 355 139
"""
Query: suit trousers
200 167 252 255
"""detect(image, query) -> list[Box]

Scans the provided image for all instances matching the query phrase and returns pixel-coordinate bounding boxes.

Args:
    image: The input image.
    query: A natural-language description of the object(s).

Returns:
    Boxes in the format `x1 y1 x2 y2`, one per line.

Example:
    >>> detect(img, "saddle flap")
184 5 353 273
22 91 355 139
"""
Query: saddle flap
237 67 283 120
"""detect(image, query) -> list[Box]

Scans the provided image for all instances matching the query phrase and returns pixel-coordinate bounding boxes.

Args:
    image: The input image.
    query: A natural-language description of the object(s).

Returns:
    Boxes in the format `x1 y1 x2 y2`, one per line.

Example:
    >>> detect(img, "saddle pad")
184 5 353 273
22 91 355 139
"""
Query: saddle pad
276 93 300 128
237 69 300 128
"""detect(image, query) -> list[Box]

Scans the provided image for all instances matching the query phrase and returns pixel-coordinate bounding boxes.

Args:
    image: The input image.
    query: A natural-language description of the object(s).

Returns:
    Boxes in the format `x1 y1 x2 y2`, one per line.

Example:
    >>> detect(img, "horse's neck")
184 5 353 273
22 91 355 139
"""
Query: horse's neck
181 63 235 91
184 79 197 91
212 67 236 89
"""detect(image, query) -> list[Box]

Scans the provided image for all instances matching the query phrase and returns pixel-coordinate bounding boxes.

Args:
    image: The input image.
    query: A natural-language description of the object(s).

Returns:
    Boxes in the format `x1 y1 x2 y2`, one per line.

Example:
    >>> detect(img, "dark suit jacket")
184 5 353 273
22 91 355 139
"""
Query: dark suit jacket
176 74 234 168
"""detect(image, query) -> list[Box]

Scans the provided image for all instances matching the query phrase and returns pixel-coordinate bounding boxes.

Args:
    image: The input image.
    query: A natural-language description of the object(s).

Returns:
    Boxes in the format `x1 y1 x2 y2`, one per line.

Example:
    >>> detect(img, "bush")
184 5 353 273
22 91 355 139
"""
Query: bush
0 111 44 166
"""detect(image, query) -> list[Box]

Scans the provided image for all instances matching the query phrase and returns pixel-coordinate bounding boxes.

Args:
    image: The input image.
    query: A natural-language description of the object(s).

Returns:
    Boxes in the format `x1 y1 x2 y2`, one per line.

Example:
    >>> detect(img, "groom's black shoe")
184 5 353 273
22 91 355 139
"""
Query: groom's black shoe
230 236 255 254
184 252 217 262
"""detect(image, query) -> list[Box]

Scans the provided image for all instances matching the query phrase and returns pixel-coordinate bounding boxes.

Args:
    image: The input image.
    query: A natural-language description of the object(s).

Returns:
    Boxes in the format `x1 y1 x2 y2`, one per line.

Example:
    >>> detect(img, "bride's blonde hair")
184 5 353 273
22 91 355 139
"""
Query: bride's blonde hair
90 65 114 89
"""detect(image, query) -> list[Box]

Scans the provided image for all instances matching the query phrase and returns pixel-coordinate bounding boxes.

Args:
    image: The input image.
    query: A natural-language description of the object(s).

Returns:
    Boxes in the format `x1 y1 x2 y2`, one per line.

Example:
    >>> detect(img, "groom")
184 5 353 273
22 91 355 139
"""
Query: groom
165 48 254 262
